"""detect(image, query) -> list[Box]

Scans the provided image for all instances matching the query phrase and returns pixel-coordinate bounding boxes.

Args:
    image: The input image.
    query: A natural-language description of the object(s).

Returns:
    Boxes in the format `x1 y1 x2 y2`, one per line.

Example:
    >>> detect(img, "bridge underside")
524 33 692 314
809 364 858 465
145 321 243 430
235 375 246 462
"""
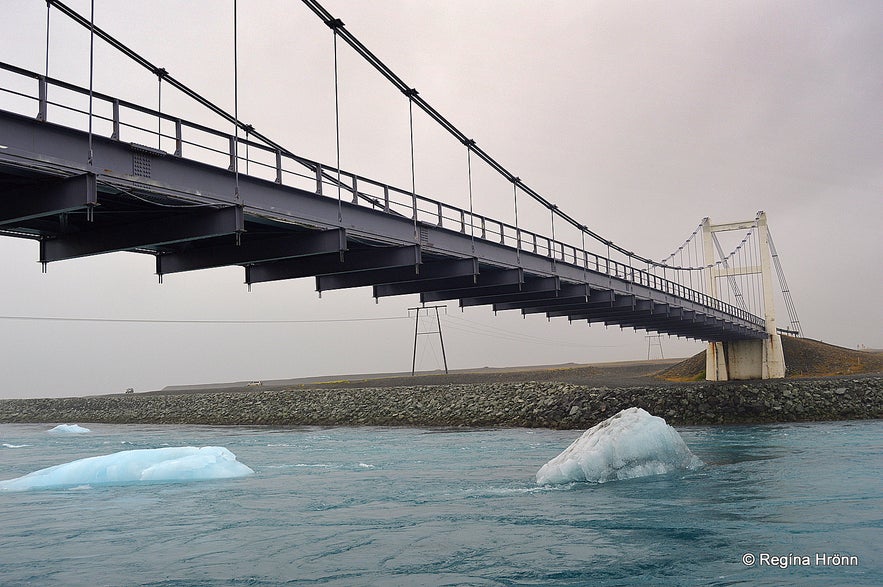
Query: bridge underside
0 110 765 342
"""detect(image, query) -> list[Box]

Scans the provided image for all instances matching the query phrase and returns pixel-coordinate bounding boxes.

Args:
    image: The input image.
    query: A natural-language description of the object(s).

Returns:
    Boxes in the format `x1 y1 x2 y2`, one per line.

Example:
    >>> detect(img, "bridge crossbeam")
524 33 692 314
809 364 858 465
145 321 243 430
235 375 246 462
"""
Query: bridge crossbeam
365 258 480 297
457 276 561 307
418 268 525 303
0 173 97 226
247 245 420 287
40 205 244 263
157 228 346 275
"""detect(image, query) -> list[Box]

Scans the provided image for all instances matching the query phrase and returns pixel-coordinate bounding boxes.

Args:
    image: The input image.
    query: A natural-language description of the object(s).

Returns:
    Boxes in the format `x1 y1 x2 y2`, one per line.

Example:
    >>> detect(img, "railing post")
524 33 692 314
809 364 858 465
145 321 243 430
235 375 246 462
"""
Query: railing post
352 176 359 204
411 192 417 222
516 228 522 251
383 186 390 213
316 164 323 195
110 99 120 139
460 210 466 234
532 233 538 253
480 217 486 239
174 119 182 156
37 75 48 122
228 136 237 172
275 149 282 184
437 202 443 227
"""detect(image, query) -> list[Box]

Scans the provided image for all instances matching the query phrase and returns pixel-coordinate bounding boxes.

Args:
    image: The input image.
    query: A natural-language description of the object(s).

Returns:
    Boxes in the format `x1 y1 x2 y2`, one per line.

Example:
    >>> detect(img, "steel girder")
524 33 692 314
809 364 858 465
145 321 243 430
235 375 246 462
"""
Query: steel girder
40 206 244 263
456 276 560 307
418 268 525 303
246 244 420 286
157 228 346 275
0 173 97 225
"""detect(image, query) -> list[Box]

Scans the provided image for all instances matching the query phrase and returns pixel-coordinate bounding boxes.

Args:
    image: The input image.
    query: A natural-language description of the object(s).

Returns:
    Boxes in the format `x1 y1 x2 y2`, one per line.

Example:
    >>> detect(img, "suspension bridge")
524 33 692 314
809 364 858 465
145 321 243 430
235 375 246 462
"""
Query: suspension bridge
0 1 801 381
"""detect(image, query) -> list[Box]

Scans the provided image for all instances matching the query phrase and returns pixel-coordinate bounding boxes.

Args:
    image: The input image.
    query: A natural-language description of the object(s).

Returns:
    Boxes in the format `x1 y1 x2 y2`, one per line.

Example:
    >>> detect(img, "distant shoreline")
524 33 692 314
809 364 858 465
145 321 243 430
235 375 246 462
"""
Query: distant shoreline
1 376 880 428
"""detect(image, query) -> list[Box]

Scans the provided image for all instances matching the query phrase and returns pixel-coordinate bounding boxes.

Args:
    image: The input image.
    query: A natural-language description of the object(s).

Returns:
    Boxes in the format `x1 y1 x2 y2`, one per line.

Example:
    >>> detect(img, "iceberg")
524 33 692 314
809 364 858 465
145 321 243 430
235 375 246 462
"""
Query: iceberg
0 446 254 491
48 424 91 434
536 407 703 485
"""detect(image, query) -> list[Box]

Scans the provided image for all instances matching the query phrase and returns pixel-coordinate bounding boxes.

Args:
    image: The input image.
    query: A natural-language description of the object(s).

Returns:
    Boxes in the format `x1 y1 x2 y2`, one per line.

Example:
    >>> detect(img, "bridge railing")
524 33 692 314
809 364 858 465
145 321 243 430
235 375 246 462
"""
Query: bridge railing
0 61 764 330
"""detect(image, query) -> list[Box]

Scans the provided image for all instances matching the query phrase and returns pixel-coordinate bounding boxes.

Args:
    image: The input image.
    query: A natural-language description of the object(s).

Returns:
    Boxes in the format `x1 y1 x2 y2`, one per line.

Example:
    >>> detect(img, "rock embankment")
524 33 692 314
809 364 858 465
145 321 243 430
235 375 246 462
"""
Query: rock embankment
1 376 880 428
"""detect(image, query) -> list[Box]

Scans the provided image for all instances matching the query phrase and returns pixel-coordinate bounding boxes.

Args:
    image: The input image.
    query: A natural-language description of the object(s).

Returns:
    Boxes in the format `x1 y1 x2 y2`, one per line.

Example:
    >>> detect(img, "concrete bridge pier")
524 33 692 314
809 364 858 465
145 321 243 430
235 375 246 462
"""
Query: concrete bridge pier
703 212 786 381
706 335 786 381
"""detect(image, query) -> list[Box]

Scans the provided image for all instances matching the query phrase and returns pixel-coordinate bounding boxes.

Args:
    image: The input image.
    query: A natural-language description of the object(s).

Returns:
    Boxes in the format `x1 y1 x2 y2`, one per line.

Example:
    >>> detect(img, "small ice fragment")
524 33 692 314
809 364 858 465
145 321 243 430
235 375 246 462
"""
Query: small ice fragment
47 424 91 434
0 446 254 491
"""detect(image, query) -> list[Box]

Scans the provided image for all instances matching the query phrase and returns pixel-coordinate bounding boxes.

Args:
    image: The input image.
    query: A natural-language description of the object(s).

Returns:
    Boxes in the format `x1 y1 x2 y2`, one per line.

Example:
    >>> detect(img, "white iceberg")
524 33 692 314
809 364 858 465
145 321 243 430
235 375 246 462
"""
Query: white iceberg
48 424 91 434
536 407 703 485
0 446 254 491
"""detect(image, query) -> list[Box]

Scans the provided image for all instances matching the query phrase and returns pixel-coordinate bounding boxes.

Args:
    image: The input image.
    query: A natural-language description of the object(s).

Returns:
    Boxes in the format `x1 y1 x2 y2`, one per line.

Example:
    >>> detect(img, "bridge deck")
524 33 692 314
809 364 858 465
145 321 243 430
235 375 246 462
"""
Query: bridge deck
0 67 765 342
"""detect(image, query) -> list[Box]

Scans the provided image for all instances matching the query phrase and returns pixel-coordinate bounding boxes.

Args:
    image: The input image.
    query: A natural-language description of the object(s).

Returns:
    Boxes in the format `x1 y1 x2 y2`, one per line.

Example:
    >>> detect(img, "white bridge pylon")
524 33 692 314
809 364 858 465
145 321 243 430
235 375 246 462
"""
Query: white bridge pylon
702 211 786 380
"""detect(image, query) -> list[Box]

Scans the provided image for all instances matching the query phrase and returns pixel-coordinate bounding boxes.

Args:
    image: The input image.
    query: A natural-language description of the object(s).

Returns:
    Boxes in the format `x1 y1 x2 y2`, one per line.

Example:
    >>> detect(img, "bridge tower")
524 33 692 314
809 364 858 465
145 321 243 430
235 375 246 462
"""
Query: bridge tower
702 211 786 380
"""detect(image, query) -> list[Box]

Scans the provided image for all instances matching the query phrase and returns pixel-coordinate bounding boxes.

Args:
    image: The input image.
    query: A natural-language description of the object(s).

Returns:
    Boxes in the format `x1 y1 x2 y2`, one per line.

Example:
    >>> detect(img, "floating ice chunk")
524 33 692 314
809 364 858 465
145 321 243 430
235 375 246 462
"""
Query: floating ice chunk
47 424 91 434
2 443 29 449
0 446 254 491
536 407 703 485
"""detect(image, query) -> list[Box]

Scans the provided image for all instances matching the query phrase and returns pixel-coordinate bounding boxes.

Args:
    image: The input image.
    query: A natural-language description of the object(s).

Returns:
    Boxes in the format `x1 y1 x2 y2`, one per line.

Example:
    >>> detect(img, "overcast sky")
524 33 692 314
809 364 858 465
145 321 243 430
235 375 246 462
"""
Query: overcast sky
1 1 880 398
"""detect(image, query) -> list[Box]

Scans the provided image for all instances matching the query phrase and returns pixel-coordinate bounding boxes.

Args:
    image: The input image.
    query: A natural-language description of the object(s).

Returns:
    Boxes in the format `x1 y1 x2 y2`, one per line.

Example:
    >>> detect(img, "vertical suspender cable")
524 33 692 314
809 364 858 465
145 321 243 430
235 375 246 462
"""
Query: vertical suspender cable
550 206 557 265
513 179 520 262
87 0 94 166
607 243 612 290
233 0 240 204
333 28 342 222
466 143 475 254
689 241 696 295
157 74 162 149
744 238 750 314
41 1 50 124
44 2 51 77
581 229 587 285
753 228 762 318
679 246 686 287
409 93 416 230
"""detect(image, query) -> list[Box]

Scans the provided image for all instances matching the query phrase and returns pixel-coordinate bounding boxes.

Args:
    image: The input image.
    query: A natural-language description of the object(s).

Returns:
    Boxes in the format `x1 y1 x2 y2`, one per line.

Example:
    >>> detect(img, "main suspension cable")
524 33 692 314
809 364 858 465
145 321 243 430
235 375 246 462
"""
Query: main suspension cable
297 0 704 272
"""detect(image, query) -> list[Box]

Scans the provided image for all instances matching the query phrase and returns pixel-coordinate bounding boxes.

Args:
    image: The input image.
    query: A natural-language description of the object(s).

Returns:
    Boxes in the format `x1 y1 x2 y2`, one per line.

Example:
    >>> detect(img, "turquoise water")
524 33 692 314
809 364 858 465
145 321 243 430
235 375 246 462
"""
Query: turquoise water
1 421 880 586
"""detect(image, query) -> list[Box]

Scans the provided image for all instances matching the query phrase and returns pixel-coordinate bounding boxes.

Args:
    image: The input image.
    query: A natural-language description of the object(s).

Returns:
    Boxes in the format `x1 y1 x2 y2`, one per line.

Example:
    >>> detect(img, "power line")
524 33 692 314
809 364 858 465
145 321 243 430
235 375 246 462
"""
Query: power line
0 315 408 325
441 313 631 349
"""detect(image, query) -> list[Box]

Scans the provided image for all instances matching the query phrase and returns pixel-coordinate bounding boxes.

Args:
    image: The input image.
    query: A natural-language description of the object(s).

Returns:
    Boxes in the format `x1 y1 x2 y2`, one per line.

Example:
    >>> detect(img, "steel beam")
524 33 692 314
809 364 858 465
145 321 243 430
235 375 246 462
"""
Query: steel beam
157 228 346 275
548 296 644 320
418 268 524 302
318 256 479 292
521 290 623 316
491 283 592 312
457 276 560 307
246 245 420 285
566 299 654 322
0 173 97 225
371 258 483 297
39 205 244 262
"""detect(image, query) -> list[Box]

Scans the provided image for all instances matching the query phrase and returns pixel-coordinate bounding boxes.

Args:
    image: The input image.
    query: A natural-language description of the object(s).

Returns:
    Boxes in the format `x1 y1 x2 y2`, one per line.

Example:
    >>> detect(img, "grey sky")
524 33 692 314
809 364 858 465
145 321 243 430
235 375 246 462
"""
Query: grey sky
1 1 880 398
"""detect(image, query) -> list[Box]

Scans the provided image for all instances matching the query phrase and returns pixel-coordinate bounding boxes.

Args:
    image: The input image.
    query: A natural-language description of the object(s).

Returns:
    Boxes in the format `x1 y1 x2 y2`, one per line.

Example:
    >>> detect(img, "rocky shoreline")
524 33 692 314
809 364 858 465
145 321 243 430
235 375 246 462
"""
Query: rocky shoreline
1 376 880 428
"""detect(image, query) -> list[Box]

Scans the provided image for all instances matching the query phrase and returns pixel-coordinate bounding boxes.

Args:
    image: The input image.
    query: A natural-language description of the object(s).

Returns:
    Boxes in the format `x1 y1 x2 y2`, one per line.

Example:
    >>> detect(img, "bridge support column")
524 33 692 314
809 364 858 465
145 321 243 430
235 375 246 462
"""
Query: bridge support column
706 336 785 381
703 211 786 380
